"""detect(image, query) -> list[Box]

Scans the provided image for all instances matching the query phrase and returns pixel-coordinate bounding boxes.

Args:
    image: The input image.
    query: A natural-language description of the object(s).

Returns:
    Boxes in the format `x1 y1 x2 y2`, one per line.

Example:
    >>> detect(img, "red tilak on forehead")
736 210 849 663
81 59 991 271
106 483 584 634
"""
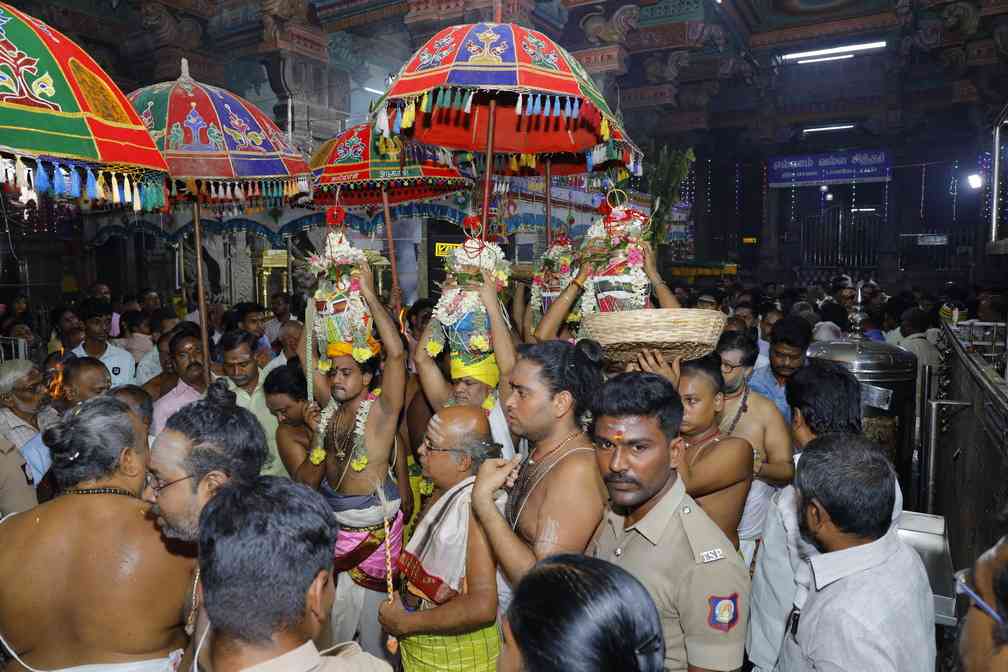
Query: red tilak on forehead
613 431 625 442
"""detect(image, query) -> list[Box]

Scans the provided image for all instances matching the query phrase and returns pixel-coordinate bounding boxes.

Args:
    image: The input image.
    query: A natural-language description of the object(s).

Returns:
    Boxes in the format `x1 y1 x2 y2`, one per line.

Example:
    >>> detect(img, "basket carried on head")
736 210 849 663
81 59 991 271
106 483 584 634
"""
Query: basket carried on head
579 308 727 367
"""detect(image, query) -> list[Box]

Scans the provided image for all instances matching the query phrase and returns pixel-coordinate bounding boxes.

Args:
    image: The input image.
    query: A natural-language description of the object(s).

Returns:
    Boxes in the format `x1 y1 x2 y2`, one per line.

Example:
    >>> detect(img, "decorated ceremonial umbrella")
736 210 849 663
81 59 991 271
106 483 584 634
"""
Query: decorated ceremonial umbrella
129 59 310 382
311 123 471 288
0 2 167 206
371 21 642 237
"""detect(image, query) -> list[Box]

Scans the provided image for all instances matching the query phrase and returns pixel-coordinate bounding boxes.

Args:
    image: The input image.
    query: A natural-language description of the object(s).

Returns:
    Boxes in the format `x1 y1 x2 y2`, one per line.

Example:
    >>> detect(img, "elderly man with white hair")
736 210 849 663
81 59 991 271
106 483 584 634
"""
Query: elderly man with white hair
0 360 46 488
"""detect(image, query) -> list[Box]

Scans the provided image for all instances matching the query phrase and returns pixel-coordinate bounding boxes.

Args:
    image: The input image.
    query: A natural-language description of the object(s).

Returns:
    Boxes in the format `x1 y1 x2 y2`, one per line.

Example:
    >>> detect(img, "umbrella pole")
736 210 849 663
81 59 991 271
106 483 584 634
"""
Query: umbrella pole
545 158 552 246
480 99 497 241
381 185 400 291
192 199 212 387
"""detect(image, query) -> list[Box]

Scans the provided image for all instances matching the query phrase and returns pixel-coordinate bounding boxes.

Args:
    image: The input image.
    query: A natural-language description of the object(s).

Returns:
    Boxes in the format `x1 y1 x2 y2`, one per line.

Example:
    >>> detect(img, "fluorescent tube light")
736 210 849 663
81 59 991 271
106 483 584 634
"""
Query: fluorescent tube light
364 87 385 95
782 41 886 61
797 54 855 64
802 124 855 133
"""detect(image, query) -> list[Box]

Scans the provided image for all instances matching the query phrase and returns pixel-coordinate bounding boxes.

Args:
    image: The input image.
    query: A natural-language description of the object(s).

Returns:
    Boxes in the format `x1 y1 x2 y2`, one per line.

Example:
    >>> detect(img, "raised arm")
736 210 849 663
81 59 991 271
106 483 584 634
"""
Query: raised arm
413 318 452 410
358 261 406 419
643 242 680 309
676 436 754 497
478 269 517 380
511 280 528 340
533 264 591 341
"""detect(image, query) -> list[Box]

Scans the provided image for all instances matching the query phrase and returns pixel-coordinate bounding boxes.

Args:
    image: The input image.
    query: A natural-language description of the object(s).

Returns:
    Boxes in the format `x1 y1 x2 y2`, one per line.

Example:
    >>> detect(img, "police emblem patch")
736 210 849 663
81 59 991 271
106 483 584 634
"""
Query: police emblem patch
112 367 121 375
707 593 739 632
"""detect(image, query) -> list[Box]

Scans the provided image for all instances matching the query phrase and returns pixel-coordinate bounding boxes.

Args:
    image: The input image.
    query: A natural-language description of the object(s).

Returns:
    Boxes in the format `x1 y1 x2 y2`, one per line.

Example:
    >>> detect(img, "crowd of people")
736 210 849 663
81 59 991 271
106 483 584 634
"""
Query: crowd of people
0 268 1005 672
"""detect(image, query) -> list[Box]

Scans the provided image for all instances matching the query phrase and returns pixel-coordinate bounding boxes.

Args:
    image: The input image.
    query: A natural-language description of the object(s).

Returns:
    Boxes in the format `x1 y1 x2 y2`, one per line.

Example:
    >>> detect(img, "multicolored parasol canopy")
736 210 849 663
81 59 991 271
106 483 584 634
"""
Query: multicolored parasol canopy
127 60 309 194
0 2 167 173
311 123 470 206
374 22 641 168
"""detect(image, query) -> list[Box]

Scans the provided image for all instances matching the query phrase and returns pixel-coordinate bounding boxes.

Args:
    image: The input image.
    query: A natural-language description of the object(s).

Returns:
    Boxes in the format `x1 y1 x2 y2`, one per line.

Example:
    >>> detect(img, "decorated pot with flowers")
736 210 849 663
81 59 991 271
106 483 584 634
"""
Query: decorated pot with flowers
531 235 579 327
577 206 651 315
305 229 386 371
426 239 511 360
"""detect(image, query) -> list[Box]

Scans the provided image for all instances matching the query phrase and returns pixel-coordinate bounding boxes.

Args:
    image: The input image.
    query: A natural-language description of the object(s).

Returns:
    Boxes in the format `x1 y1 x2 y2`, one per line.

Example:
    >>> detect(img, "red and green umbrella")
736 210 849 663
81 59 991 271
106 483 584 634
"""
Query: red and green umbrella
371 21 641 236
128 59 311 383
311 123 472 287
0 1 167 205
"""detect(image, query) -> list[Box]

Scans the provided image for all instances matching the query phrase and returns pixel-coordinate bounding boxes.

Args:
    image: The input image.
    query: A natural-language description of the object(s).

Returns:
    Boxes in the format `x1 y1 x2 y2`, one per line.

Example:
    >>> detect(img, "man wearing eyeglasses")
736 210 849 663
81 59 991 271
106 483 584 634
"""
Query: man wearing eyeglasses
219 329 287 478
378 406 503 671
958 536 1008 671
748 316 813 424
778 434 934 671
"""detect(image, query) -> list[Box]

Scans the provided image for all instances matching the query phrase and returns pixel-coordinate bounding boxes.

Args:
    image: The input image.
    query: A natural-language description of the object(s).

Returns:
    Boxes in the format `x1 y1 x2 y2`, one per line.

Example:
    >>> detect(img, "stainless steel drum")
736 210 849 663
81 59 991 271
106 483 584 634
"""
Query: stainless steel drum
807 338 919 507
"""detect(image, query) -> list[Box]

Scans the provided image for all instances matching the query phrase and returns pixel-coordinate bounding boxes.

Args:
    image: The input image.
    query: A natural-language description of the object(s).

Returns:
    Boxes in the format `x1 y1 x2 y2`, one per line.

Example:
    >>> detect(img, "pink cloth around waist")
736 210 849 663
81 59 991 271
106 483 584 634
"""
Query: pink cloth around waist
335 511 404 581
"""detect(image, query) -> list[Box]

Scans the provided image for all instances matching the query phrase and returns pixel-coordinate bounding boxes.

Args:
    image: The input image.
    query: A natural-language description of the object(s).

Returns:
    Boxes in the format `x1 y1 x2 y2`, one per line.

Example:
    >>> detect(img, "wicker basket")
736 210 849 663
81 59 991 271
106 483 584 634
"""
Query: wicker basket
580 308 727 367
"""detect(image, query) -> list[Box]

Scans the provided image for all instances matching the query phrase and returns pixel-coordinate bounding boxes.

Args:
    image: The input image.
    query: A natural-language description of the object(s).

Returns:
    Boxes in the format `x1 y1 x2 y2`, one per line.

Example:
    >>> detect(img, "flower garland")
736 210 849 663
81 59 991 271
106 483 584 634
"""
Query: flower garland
530 238 578 324
578 205 651 315
311 388 382 472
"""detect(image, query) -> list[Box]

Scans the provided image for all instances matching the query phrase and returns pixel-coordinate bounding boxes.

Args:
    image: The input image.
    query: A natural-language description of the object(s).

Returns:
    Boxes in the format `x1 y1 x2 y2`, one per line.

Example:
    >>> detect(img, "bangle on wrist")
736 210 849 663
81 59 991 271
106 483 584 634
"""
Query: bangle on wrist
572 277 586 290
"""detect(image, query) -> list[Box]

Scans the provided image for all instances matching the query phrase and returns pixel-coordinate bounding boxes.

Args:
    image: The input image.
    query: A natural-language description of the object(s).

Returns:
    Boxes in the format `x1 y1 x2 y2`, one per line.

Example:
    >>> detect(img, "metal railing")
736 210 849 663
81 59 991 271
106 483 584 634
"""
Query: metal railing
0 337 29 363
952 321 1007 377
930 321 1008 574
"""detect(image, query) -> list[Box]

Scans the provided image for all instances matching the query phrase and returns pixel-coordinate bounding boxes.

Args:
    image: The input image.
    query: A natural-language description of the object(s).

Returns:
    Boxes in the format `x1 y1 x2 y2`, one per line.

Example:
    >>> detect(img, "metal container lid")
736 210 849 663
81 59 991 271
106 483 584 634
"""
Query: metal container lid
807 337 918 382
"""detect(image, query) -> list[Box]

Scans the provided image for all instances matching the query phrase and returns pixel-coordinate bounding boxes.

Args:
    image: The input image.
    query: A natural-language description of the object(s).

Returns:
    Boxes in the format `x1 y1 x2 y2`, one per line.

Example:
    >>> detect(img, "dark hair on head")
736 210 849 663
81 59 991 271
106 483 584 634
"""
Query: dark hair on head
270 292 291 304
165 379 268 486
199 476 336 643
121 310 148 335
44 396 138 490
785 359 861 435
78 297 113 322
154 308 181 330
795 434 895 540
515 339 604 420
760 303 783 319
903 308 931 334
62 356 107 388
169 322 203 356
49 305 79 335
507 554 664 672
219 329 260 355
770 315 813 351
110 385 154 428
408 298 435 322
591 372 683 440
679 353 724 393
733 301 755 315
263 363 307 402
716 331 758 368
722 316 747 333
234 302 266 323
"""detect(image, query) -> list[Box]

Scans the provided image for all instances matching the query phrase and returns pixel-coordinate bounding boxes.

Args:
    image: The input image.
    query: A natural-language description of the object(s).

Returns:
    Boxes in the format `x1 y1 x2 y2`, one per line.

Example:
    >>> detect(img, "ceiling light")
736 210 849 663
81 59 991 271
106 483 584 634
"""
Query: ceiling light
364 87 384 95
803 124 855 134
851 207 877 212
782 41 886 61
797 54 855 64
967 173 983 189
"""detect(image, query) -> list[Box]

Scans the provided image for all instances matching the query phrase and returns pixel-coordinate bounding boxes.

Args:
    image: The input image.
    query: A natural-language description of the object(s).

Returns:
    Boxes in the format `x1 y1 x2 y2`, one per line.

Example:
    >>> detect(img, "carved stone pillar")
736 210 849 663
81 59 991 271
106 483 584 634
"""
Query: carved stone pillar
122 1 220 84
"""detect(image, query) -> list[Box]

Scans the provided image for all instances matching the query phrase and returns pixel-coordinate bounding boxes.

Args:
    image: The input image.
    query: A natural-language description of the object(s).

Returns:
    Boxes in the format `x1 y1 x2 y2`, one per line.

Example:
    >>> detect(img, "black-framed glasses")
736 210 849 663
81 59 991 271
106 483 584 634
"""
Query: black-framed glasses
956 568 1006 625
145 472 195 496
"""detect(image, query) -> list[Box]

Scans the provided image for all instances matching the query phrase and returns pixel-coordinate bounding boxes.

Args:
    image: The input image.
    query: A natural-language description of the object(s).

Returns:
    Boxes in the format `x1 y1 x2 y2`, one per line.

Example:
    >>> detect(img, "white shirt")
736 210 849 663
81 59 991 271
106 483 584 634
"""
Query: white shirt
72 342 135 387
747 459 904 671
260 351 288 380
134 346 162 385
777 528 935 672
899 332 941 371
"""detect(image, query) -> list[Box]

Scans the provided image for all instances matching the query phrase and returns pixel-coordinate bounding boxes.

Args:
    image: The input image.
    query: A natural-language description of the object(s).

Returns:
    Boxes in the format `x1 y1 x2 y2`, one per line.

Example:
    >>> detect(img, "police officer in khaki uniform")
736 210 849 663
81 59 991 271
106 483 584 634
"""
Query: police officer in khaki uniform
0 434 36 516
589 373 749 672
197 476 391 672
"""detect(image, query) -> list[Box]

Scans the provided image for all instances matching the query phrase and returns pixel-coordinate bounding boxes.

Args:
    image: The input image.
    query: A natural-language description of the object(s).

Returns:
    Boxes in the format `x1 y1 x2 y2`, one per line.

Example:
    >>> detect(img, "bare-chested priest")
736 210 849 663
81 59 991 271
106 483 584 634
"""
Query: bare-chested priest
471 339 608 611
0 396 195 671
675 354 754 548
299 261 407 660
714 331 794 567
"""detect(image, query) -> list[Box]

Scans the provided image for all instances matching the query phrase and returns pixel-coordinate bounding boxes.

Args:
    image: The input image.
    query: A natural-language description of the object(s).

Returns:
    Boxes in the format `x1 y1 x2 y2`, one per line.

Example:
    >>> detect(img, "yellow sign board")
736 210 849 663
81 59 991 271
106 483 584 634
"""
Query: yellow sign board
435 242 461 258
261 250 288 268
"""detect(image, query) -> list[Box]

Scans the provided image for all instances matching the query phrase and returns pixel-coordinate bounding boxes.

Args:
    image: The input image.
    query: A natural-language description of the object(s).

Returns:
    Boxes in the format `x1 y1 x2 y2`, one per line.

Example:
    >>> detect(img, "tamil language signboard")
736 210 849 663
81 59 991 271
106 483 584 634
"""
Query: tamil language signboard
768 150 892 188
